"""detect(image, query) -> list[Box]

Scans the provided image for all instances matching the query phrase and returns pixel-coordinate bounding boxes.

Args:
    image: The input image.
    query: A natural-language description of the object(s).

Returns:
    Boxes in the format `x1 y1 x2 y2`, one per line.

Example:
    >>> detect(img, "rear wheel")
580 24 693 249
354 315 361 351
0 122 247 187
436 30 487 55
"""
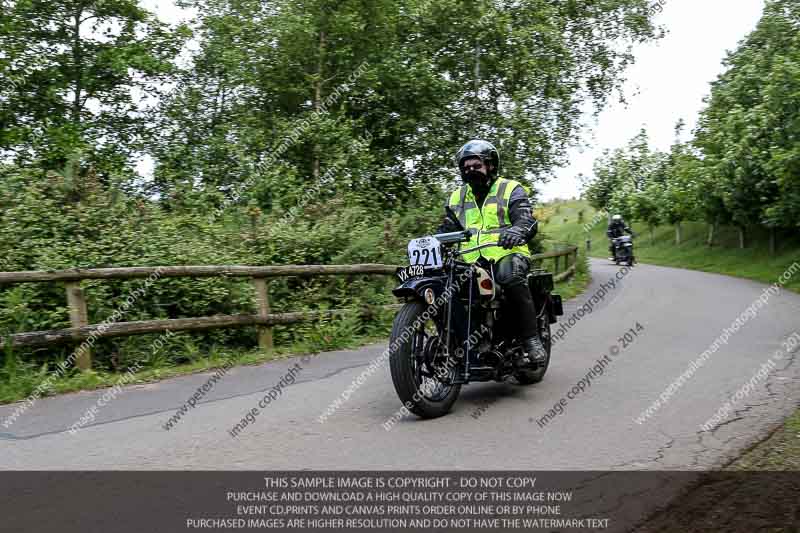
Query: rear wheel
389 302 460 419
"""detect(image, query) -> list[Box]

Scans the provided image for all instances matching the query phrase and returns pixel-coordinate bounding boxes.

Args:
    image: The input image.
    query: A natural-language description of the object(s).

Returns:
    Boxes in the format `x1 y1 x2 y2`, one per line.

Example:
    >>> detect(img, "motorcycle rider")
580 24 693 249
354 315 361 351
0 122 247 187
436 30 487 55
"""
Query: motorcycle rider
606 214 634 259
436 140 547 366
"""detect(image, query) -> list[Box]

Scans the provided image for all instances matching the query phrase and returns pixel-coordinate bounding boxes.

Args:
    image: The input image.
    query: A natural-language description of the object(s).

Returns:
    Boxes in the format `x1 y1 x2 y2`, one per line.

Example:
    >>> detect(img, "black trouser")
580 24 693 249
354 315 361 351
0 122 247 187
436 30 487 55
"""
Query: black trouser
609 235 624 256
488 253 538 339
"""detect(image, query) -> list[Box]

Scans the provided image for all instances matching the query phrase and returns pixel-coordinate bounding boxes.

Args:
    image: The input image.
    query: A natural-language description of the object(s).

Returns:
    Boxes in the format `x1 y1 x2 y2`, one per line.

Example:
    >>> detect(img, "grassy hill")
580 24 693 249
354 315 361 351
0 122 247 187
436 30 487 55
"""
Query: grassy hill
538 199 800 293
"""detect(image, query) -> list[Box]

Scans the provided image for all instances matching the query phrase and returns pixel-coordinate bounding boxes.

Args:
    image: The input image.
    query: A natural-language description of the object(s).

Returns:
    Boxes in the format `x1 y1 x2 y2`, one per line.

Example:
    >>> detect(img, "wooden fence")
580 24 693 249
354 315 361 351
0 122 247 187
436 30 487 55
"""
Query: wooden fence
0 246 579 370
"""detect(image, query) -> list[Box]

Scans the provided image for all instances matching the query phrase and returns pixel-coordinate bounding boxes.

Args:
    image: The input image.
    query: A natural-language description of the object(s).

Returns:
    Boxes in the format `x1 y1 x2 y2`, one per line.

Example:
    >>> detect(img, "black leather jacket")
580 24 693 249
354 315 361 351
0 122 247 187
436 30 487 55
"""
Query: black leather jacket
607 220 632 239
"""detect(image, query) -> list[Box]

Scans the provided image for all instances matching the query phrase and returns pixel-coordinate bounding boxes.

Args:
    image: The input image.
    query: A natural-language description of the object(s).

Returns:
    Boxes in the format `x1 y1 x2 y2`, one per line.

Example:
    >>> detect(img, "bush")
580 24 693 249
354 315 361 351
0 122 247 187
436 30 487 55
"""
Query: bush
0 164 443 373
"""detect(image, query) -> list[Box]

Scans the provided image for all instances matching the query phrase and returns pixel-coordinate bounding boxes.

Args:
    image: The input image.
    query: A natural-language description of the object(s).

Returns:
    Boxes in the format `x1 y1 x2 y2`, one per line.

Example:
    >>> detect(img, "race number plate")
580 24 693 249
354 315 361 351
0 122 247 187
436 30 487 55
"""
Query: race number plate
407 236 443 268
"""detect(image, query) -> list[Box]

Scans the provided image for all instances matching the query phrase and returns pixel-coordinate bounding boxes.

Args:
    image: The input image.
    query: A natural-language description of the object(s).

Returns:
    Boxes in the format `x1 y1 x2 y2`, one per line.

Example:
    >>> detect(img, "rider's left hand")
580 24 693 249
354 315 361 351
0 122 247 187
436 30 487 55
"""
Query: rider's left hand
499 227 527 249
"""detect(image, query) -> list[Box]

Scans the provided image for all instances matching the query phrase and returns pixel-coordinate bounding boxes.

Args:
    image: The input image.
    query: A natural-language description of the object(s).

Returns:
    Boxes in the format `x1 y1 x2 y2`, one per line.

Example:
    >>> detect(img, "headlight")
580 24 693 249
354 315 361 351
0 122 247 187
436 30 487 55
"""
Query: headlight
424 288 436 305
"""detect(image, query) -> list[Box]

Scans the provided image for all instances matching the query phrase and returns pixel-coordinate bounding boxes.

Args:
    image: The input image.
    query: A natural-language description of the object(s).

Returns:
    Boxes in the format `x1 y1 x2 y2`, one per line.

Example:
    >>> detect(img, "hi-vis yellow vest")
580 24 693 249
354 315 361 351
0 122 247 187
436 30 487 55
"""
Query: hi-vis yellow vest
448 178 532 263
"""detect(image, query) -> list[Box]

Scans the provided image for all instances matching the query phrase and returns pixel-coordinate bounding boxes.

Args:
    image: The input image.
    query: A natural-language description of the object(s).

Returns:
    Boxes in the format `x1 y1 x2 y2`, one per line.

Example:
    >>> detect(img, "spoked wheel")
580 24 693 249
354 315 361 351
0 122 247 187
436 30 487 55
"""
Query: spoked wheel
389 302 460 419
514 309 552 385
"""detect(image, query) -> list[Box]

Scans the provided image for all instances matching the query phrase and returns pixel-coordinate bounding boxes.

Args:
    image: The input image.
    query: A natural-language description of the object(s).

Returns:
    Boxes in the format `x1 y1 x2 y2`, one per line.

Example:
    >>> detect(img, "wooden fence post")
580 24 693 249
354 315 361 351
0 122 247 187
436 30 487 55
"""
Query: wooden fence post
65 281 91 371
252 277 274 351
554 256 560 275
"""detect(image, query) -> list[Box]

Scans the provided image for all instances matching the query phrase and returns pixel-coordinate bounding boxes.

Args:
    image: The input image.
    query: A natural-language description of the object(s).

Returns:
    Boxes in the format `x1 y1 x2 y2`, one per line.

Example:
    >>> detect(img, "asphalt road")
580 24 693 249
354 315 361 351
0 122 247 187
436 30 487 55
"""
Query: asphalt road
2 259 799 472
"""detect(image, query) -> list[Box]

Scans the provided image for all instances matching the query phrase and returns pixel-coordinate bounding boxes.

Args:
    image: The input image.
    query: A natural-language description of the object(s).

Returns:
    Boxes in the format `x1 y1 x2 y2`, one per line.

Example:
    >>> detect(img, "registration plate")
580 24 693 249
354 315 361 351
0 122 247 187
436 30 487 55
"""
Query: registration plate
396 265 425 283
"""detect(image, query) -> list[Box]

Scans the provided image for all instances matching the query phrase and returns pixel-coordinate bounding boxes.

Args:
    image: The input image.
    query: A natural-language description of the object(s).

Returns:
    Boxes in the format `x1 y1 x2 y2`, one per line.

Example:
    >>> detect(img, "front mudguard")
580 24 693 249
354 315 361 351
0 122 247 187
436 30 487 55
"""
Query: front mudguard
392 276 448 301
393 276 474 345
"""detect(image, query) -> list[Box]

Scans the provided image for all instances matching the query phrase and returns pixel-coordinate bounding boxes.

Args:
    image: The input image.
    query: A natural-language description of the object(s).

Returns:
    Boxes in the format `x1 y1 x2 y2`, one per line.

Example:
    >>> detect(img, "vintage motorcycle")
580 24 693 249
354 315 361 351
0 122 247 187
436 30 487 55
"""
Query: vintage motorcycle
611 235 635 266
389 209 564 419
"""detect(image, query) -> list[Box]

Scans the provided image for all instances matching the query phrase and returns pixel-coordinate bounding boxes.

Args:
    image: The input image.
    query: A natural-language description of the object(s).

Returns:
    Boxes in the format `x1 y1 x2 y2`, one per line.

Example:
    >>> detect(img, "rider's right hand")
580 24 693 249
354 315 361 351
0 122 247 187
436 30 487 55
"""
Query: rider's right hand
436 218 462 234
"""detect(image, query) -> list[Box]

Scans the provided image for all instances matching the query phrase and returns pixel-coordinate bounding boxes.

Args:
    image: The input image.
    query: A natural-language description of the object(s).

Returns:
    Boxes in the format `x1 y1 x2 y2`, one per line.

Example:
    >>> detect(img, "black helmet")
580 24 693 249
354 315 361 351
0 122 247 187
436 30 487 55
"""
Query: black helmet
455 139 500 178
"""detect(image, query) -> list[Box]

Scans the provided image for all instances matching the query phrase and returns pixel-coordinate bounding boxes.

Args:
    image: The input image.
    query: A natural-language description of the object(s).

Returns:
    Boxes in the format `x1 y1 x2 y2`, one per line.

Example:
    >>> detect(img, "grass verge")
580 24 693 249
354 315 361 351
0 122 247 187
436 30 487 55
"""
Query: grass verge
540 199 800 293
727 407 800 470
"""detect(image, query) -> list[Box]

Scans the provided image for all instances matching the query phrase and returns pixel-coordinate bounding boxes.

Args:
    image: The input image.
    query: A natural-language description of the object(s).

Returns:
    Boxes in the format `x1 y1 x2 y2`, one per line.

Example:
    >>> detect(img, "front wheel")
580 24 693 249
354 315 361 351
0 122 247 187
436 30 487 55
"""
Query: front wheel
389 302 461 419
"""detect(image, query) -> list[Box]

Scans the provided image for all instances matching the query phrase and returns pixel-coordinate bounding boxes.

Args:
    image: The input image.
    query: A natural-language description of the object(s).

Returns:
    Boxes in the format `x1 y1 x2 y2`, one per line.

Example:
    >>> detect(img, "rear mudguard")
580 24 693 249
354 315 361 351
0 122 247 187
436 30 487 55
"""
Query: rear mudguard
548 294 564 324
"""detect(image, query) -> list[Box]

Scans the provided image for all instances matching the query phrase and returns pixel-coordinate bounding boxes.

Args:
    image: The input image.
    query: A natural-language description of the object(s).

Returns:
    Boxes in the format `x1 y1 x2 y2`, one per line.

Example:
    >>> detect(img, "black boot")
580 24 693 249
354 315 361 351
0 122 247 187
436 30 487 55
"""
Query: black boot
522 335 548 363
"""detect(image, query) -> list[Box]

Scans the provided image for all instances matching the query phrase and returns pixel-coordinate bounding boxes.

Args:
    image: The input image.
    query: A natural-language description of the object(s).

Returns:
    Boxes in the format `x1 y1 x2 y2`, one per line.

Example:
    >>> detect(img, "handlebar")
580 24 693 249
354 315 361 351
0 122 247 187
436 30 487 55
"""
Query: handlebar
430 230 504 256
432 229 474 245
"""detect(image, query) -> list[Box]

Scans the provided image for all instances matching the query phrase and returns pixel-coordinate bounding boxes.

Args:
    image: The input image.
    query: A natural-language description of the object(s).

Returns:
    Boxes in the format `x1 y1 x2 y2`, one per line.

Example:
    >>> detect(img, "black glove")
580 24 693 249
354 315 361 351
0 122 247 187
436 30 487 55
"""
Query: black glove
499 226 527 249
436 217 461 234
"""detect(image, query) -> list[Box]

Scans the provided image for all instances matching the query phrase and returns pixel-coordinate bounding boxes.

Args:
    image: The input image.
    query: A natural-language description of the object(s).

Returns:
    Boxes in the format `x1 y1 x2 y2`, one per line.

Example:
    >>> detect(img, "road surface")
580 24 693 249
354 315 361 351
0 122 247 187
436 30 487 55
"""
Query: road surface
2 259 799 471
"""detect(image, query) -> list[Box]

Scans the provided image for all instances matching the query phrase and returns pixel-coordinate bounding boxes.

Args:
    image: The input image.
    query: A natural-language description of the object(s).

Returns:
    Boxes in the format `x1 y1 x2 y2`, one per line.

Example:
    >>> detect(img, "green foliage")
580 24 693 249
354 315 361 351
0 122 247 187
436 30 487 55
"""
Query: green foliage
155 0 662 203
0 0 189 174
695 0 800 230
584 129 668 215
657 142 702 226
0 159 445 372
628 181 662 232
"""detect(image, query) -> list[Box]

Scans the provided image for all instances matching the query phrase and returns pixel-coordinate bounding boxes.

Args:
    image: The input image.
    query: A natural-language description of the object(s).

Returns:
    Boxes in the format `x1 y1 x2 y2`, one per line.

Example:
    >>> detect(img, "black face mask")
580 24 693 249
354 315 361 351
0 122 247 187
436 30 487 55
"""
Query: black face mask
463 169 490 190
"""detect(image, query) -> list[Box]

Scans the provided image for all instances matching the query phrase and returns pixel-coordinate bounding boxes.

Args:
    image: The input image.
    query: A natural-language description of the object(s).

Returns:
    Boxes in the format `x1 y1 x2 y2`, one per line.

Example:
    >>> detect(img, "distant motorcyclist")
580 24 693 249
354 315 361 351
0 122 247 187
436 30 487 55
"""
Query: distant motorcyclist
607 214 634 259
436 140 546 366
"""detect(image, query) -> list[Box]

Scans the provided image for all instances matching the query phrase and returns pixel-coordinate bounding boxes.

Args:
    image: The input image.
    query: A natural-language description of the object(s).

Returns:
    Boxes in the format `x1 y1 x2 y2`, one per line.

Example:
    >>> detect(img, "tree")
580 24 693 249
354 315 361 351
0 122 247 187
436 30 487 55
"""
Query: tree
156 0 663 211
584 129 667 214
694 0 800 250
658 141 701 245
629 181 662 245
584 147 629 211
0 0 188 180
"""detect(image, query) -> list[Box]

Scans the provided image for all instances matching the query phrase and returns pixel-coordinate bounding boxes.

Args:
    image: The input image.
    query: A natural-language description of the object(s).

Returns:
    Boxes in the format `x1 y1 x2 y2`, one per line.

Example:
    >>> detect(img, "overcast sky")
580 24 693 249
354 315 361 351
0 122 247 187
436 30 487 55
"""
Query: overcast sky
143 1 767 200
539 0 767 201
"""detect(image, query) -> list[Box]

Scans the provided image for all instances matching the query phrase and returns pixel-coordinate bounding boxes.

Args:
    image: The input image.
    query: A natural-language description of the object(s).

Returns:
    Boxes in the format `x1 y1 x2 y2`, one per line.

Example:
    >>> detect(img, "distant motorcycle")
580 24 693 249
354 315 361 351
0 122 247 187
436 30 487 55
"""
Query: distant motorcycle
611 235 635 266
389 208 563 419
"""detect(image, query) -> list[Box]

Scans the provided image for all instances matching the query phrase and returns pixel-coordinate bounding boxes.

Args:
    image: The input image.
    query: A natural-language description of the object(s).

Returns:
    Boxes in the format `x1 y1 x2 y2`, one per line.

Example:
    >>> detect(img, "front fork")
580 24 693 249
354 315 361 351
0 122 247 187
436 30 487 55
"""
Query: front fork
443 265 479 384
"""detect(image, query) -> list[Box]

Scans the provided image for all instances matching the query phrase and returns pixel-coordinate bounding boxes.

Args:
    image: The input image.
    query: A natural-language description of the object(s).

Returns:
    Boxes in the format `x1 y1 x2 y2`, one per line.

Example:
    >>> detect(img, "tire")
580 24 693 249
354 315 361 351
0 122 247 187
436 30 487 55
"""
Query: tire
388 302 460 419
515 313 551 385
